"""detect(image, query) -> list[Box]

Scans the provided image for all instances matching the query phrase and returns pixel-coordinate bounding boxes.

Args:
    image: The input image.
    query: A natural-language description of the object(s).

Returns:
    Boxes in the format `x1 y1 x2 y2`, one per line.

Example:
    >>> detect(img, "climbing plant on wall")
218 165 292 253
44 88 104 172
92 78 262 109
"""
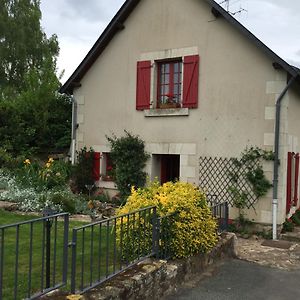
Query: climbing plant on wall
228 146 274 217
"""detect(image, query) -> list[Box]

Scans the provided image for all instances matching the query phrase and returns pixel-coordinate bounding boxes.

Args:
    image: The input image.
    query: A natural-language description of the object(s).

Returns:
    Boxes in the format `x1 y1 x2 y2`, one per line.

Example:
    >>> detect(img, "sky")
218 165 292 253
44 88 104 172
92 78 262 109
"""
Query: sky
39 0 300 84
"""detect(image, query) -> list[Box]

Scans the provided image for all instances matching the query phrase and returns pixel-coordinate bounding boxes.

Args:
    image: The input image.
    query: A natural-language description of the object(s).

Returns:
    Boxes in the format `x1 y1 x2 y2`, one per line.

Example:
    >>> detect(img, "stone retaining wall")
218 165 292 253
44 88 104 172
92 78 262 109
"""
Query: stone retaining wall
79 232 236 300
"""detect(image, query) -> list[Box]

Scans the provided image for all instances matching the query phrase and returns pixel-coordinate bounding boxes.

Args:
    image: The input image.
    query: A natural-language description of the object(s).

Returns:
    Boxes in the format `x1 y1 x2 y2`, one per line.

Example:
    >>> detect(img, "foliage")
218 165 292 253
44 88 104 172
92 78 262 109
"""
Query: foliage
227 215 253 235
117 181 218 259
0 169 88 213
92 190 111 203
13 157 71 191
291 213 300 226
106 131 150 201
0 0 71 155
0 147 19 168
71 147 95 194
282 218 294 233
228 146 274 217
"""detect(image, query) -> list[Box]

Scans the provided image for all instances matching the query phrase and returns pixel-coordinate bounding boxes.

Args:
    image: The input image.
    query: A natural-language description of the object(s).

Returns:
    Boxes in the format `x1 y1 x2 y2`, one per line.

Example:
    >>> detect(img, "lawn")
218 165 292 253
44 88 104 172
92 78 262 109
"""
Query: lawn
0 210 118 300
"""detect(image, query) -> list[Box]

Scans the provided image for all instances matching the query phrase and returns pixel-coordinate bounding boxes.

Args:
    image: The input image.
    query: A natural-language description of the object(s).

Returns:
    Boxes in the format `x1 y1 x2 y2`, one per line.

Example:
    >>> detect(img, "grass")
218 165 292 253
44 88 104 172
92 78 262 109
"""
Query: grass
0 210 119 300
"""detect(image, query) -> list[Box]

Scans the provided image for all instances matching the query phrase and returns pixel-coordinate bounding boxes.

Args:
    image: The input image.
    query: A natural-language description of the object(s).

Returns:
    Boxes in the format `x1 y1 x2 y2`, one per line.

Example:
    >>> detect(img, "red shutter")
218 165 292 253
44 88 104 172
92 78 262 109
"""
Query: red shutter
93 152 101 181
136 60 151 110
286 152 293 213
294 153 299 206
182 55 199 108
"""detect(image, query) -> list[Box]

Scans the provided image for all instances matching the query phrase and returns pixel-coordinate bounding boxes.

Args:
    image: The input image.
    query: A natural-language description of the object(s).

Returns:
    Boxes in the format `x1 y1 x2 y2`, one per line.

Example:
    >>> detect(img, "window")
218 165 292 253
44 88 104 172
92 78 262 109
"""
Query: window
101 153 114 181
157 60 182 108
136 55 199 111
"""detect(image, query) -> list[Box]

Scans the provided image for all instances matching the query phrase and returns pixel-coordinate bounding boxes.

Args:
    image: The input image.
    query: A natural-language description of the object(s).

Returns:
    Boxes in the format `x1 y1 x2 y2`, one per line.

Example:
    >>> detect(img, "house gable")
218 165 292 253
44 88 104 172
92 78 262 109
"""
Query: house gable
60 0 299 94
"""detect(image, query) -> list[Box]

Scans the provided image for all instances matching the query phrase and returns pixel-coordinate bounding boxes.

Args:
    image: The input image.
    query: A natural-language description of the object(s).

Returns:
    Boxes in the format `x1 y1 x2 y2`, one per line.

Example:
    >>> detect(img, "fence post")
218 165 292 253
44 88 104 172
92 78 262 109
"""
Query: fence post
45 219 51 289
224 202 229 231
152 207 159 258
62 214 69 284
70 229 77 294
0 229 3 300
43 208 55 289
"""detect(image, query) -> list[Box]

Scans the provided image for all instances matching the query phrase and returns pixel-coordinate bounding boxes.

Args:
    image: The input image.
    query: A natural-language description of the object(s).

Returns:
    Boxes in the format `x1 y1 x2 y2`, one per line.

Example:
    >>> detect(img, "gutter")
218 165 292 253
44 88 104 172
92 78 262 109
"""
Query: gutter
272 75 297 240
71 95 77 165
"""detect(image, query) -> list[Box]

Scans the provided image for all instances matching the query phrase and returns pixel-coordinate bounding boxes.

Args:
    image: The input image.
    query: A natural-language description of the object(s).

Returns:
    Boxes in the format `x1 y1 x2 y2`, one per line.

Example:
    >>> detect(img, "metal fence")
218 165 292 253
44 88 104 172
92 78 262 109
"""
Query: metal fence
211 202 229 232
69 206 157 294
1 203 228 298
155 213 176 260
0 213 69 300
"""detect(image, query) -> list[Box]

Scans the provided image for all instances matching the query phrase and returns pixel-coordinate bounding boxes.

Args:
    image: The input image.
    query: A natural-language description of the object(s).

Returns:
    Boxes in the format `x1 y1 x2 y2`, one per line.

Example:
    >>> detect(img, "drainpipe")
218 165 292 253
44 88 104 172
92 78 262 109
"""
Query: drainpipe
272 76 297 240
71 95 77 165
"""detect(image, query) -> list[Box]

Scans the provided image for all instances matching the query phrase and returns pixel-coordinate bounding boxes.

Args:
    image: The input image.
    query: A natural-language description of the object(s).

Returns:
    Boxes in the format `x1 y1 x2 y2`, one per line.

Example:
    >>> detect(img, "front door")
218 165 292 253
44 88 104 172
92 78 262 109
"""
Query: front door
160 154 180 184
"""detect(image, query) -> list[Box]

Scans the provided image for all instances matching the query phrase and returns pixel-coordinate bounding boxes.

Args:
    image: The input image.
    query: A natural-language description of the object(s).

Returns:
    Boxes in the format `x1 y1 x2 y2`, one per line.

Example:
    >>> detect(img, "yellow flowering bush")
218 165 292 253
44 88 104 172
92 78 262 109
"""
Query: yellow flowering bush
117 181 218 259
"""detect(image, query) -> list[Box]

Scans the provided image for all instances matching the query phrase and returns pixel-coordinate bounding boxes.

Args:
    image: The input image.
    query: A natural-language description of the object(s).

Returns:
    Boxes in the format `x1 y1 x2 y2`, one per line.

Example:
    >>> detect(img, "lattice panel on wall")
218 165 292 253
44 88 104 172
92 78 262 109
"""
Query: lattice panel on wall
199 156 259 208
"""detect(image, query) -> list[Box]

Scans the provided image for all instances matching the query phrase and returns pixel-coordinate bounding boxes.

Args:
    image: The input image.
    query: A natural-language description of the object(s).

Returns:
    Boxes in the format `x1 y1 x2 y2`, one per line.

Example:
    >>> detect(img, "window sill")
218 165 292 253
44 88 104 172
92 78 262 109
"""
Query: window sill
144 108 189 117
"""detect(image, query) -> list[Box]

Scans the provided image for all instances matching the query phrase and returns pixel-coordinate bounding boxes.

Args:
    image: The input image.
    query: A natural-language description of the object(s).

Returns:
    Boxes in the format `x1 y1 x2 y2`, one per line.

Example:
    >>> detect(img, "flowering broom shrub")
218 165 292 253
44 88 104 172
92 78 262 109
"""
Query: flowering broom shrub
116 181 218 259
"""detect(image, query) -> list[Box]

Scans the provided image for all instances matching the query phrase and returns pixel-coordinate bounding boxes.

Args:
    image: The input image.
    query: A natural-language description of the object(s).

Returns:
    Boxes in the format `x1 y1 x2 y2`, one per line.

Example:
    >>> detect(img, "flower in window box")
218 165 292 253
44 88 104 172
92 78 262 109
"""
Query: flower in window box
165 93 175 104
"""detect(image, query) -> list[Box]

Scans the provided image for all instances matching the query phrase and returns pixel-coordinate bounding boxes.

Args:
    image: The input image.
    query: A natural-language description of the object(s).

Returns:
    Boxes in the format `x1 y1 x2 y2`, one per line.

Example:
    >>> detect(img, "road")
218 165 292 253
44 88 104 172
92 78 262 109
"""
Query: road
165 259 300 300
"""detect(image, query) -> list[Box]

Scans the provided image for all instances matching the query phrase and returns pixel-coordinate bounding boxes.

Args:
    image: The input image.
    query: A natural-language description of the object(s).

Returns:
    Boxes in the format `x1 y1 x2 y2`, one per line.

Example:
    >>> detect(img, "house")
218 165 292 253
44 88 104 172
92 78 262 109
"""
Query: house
60 0 300 236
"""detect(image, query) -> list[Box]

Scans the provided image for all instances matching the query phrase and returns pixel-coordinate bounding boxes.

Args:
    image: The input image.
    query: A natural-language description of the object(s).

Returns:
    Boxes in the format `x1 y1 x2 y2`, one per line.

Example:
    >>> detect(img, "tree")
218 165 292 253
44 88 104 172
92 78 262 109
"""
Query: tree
107 131 150 201
0 0 71 155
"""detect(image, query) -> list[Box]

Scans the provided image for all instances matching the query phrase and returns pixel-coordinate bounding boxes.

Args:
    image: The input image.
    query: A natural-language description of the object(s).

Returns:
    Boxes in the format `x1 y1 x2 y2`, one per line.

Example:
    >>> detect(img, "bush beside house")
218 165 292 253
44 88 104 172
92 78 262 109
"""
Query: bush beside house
117 181 218 258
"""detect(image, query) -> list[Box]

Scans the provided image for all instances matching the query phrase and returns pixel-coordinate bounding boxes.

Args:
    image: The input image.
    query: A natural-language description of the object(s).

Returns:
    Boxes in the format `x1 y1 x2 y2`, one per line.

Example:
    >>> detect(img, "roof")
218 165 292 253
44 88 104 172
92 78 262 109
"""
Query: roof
60 0 299 94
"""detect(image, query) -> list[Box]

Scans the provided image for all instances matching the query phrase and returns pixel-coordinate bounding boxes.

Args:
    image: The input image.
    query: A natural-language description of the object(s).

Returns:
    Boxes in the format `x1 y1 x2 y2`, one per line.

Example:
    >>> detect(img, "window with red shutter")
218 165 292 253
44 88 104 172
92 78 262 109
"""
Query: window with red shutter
136 54 199 112
136 60 151 110
182 55 199 108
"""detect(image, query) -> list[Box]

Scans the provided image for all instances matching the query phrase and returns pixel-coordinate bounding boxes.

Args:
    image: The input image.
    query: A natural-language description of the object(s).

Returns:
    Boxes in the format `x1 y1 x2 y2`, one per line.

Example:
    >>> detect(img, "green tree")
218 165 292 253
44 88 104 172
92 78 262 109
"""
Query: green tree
107 131 150 201
0 0 71 155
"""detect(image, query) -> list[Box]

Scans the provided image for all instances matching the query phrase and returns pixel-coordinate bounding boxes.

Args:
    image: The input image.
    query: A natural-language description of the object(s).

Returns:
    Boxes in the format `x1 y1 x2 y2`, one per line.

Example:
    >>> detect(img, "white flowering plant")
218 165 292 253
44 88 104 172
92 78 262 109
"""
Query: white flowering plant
0 164 88 214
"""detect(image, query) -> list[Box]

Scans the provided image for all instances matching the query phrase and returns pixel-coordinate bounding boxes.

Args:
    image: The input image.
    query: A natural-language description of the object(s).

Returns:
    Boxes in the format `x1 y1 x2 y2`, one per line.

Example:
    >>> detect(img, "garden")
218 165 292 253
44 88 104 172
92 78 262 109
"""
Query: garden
0 132 220 299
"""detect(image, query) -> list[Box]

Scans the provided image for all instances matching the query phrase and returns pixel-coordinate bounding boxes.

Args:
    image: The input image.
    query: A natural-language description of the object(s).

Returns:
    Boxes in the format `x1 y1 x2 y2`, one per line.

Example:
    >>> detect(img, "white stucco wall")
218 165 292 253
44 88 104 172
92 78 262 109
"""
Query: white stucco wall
71 0 300 224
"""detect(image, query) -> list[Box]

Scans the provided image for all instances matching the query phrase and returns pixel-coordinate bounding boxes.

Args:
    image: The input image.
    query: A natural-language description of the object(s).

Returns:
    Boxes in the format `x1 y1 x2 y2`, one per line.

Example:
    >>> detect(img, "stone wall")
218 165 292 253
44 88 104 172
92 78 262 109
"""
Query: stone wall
79 233 236 300
43 233 235 300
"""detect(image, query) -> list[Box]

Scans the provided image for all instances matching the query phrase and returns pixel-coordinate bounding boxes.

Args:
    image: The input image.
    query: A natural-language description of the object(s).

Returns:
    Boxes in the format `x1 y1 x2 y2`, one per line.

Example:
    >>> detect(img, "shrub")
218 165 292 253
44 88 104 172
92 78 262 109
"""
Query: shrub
48 191 76 214
71 147 95 194
282 218 294 233
116 181 218 259
291 213 300 226
106 131 149 202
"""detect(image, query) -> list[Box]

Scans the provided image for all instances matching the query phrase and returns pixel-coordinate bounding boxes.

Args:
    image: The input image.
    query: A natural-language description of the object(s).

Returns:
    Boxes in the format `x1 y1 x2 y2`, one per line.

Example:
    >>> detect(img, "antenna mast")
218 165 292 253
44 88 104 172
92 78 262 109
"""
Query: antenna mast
219 0 247 16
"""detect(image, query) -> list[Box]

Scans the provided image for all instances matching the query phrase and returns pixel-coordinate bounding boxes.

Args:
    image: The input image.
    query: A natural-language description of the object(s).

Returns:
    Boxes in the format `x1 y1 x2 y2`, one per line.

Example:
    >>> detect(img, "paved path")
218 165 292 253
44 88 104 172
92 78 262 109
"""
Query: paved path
165 259 300 300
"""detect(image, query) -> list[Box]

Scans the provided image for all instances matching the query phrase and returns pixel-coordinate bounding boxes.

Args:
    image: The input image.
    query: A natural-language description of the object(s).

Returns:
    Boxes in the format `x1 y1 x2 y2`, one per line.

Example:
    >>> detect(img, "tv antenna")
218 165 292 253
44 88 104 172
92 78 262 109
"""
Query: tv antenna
218 0 247 16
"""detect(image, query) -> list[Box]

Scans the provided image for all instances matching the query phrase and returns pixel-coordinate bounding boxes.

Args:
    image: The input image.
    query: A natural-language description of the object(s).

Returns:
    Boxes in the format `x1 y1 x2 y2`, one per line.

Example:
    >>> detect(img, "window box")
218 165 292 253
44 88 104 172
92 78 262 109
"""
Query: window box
158 102 181 109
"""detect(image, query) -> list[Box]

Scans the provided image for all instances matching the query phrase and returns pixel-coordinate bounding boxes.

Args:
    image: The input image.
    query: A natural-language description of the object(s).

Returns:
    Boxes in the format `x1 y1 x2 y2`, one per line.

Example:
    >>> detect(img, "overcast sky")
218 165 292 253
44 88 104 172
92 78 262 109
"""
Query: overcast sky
39 0 300 84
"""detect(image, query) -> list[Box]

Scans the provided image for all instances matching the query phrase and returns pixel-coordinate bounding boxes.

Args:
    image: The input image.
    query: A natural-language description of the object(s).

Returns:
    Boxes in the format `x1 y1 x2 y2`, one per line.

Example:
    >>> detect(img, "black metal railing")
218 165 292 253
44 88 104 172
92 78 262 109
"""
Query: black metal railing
69 206 157 294
0 213 69 300
1 203 228 298
211 202 229 232
156 213 176 260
